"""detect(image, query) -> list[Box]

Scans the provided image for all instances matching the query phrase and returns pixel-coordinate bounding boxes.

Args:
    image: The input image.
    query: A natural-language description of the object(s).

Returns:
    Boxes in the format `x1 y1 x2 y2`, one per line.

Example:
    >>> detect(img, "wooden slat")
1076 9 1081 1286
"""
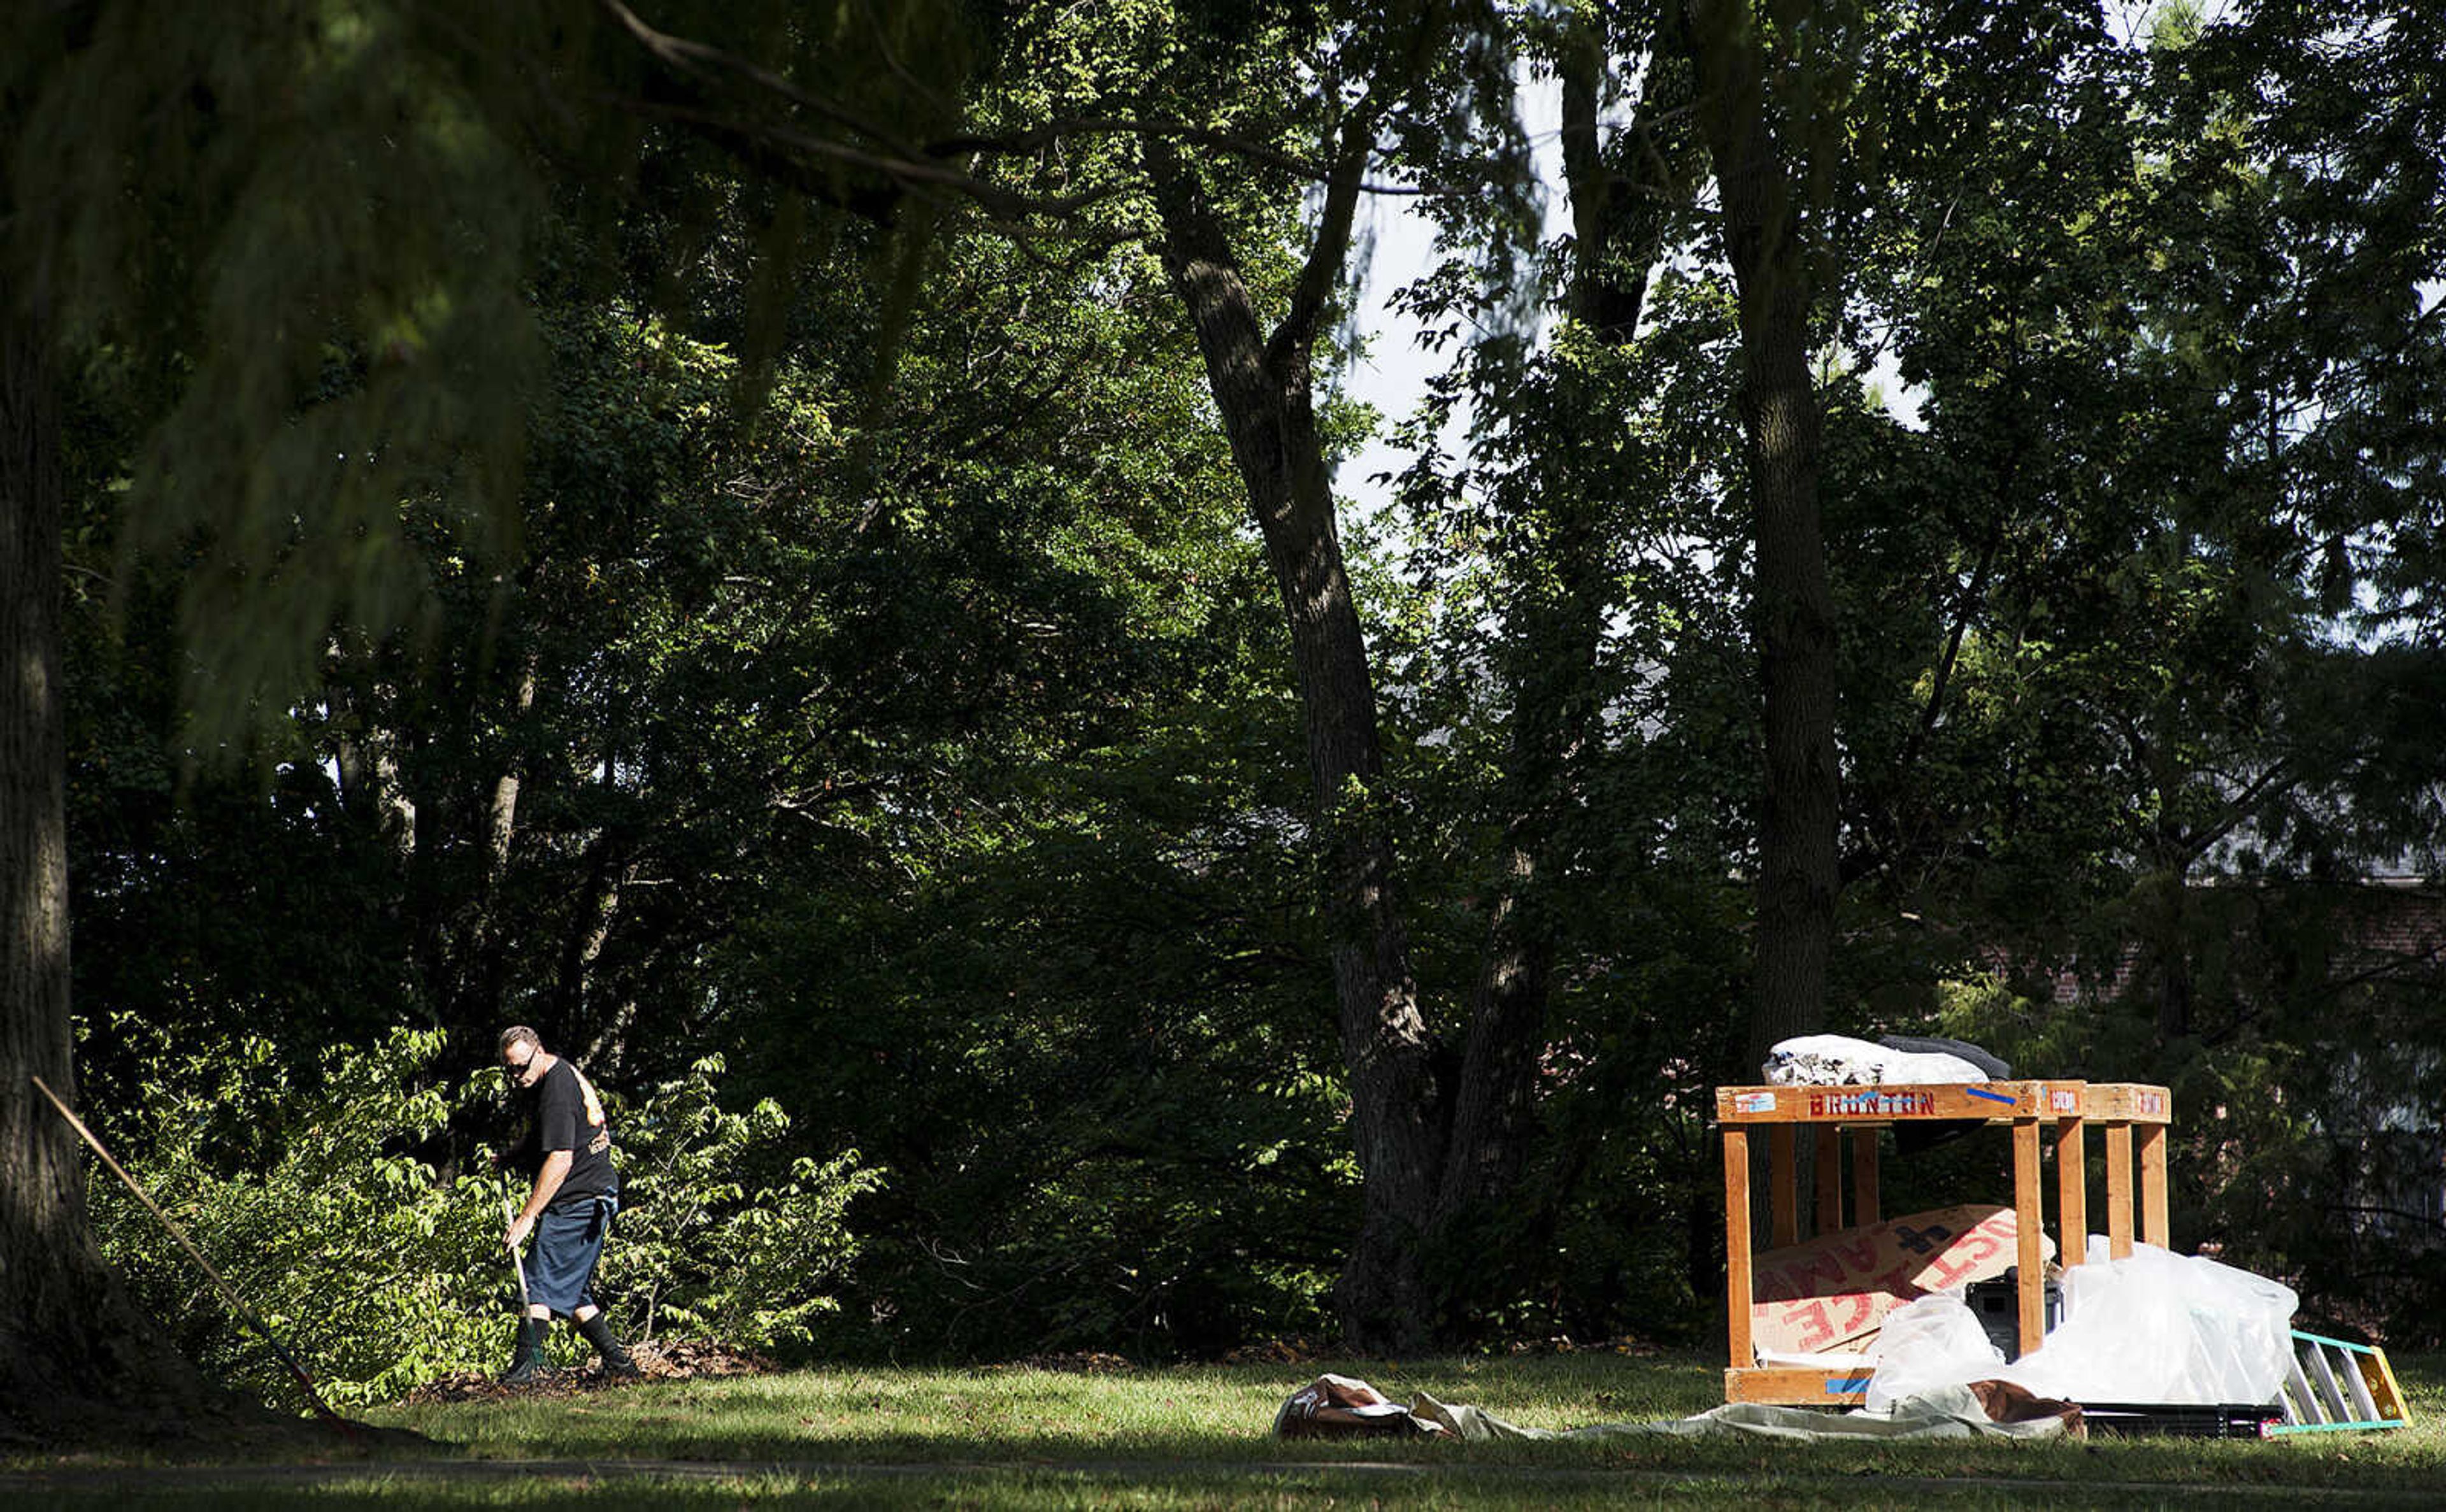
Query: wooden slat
1724 1366 1871 1406
1770 1126 1798 1248
2105 1123 2135 1259
2137 1123 2169 1248
2013 1117 2045 1355
2054 1116 2087 1268
1850 1125 1880 1225
2082 1083 2174 1123
1713 1074 2182 1409
1724 1127 1752 1369
1717 1082 2042 1123
1813 1125 1843 1236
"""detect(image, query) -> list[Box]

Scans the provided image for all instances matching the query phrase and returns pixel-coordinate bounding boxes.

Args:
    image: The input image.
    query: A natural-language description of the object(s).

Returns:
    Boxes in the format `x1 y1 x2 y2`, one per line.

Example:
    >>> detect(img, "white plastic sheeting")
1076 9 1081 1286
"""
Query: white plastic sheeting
1864 1291 2007 1413
1864 1241 2298 1409
1407 1382 2071 1442
1763 1034 1987 1086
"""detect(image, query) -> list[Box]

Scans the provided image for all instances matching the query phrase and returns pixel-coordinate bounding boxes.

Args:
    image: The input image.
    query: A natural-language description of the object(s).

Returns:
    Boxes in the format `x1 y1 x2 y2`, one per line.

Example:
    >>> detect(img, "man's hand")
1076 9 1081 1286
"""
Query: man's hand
505 1150 573 1251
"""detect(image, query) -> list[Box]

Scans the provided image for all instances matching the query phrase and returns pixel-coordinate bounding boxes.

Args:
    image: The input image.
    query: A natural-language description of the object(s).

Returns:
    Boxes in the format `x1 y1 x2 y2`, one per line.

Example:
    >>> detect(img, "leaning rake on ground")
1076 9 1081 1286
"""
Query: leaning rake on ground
32 1074 357 1435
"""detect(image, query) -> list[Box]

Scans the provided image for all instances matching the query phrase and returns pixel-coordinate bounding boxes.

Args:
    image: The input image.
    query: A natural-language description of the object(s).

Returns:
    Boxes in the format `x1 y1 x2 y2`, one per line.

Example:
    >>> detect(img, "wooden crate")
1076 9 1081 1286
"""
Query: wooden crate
1716 1080 2173 1405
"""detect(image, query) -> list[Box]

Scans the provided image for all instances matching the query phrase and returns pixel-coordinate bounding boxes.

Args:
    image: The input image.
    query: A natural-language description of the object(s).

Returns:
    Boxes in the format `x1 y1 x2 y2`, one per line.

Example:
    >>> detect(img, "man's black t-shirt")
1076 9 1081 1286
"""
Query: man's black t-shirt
510 1057 617 1204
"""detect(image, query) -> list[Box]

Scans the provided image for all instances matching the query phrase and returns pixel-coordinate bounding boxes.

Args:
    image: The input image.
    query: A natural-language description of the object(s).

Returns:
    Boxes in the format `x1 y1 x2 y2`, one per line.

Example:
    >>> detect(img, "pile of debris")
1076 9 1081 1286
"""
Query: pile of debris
401 1337 772 1403
992 1351 1136 1374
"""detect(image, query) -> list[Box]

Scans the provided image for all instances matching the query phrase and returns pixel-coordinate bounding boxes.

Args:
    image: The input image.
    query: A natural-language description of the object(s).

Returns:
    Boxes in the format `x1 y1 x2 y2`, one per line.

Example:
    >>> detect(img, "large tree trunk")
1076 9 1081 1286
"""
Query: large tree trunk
1687 0 1842 1071
1 296 206 1439
1145 131 1449 1349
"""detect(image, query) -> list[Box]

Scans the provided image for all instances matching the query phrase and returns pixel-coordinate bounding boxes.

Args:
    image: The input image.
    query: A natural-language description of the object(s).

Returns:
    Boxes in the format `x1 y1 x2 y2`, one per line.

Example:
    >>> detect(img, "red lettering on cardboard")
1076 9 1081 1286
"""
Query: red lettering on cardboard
1783 1300 1836 1352
1920 1250 1982 1290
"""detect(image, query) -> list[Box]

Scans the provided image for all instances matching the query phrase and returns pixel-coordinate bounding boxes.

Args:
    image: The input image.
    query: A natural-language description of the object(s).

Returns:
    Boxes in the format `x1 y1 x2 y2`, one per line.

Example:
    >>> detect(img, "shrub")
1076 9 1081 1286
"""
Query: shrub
603 1052 884 1350
90 1027 878 1408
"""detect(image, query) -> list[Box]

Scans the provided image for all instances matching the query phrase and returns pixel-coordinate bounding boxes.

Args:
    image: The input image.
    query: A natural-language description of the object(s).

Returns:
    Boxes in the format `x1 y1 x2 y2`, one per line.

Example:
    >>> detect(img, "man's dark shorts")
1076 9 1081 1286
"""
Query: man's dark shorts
527 1188 617 1314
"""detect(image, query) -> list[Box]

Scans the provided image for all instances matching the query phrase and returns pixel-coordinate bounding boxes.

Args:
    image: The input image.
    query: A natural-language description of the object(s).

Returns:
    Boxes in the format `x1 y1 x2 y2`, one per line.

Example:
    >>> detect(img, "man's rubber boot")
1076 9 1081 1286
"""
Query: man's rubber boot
576 1312 641 1379
500 1315 548 1385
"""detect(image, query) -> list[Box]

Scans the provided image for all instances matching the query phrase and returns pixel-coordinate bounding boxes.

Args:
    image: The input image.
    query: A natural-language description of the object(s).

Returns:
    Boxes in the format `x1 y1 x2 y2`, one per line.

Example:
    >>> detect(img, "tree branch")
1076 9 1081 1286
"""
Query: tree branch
1267 106 1378 373
601 0 931 164
618 97 1124 224
943 114 1470 197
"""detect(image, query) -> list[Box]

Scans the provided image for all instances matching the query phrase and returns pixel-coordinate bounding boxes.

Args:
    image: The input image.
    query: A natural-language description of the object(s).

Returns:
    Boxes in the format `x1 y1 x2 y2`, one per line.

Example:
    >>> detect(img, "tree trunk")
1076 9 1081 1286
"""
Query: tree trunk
1145 131 1447 1349
483 652 538 876
1 295 206 1439
463 648 540 1036
1687 0 1842 1072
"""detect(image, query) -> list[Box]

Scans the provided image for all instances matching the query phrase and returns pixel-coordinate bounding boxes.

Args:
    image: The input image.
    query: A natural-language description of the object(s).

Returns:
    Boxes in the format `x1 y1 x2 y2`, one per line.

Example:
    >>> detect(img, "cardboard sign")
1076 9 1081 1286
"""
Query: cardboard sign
1750 1203 2051 1357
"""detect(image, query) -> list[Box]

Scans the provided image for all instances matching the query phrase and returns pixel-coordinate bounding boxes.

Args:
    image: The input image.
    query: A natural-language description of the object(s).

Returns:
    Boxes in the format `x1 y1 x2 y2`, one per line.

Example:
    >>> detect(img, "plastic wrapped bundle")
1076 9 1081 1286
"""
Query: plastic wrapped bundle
1863 1242 2298 1411
1999 1241 2298 1406
1763 1034 1988 1086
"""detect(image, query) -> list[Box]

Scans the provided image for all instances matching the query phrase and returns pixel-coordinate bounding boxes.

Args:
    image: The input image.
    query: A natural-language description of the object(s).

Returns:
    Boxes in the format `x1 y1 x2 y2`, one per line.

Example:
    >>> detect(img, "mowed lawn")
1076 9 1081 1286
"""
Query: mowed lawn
4 1350 2441 1508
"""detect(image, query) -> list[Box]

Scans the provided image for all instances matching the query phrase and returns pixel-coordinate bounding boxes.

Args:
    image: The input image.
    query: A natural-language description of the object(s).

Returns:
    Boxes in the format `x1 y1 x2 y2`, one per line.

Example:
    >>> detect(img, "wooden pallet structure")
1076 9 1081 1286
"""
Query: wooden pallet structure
2274 1330 2412 1434
1716 1079 2173 1406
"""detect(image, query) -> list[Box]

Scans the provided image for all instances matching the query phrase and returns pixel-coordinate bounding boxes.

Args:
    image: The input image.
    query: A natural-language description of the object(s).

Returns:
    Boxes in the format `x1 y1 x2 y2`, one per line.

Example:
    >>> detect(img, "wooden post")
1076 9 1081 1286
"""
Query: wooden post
2105 1123 2135 1259
1813 1125 1843 1236
2138 1123 2169 1248
1725 1127 1753 1369
1850 1125 1880 1225
2013 1116 2045 1355
1770 1125 1798 1248
2054 1115 2087 1269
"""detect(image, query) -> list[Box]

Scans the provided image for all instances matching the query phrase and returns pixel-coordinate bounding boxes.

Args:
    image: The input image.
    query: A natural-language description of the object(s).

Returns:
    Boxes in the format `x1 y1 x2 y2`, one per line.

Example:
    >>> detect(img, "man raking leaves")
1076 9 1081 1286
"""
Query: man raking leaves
494 1025 640 1383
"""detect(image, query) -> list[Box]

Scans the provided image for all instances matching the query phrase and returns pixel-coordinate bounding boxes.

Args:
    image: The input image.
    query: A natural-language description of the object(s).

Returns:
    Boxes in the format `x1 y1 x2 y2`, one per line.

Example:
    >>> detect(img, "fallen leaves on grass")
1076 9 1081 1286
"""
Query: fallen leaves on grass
993 1352 1135 1374
1505 1336 1666 1357
1220 1338 1326 1366
401 1338 773 1404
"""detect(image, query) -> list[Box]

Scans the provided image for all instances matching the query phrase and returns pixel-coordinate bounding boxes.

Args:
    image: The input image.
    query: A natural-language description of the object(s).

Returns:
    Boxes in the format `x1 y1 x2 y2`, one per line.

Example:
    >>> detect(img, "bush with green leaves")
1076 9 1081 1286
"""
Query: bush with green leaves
606 1052 883 1349
90 1027 879 1409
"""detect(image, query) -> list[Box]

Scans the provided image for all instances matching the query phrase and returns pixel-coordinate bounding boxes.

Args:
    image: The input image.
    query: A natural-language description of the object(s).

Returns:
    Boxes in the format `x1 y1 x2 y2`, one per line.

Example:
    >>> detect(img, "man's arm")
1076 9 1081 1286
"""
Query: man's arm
505 1150 574 1248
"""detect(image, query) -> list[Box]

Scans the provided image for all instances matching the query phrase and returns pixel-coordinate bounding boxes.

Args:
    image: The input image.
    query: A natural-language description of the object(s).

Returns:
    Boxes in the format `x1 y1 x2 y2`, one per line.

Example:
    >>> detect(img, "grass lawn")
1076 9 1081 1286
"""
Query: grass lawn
3 1349 2440 1508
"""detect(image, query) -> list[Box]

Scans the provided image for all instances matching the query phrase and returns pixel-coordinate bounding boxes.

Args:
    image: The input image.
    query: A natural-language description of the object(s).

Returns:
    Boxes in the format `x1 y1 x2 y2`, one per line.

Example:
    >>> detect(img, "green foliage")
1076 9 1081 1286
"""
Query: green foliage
11 1 554 736
89 1029 876 1406
92 1028 510 1408
31 0 2446 1372
613 1055 884 1350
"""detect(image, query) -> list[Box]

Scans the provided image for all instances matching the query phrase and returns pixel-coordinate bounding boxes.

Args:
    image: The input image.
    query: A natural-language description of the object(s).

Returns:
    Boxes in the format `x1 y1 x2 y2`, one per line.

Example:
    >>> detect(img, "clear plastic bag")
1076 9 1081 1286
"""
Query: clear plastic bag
1998 1240 2298 1405
1863 1242 2298 1410
1863 1290 2005 1413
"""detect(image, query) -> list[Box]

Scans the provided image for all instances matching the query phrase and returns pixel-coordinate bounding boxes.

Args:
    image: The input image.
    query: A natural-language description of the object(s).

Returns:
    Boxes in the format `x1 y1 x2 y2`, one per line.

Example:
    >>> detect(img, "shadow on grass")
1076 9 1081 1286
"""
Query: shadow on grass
10 1351 2440 1506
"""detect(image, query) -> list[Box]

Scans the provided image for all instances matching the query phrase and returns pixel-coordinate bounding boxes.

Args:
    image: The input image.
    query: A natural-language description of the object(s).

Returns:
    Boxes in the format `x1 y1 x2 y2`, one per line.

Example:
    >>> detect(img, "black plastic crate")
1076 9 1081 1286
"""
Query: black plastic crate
1964 1267 2063 1361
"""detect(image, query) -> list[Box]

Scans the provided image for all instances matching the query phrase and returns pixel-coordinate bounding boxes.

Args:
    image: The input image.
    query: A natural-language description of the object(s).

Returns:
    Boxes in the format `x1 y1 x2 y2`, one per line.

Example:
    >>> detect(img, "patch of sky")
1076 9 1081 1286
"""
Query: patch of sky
1329 59 1929 532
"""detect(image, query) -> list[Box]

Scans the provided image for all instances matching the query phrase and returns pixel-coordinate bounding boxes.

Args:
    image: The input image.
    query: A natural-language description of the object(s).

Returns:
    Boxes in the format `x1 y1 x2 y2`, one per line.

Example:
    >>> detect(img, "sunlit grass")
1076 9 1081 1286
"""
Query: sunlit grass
5 1350 2441 1507
366 1352 1724 1464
